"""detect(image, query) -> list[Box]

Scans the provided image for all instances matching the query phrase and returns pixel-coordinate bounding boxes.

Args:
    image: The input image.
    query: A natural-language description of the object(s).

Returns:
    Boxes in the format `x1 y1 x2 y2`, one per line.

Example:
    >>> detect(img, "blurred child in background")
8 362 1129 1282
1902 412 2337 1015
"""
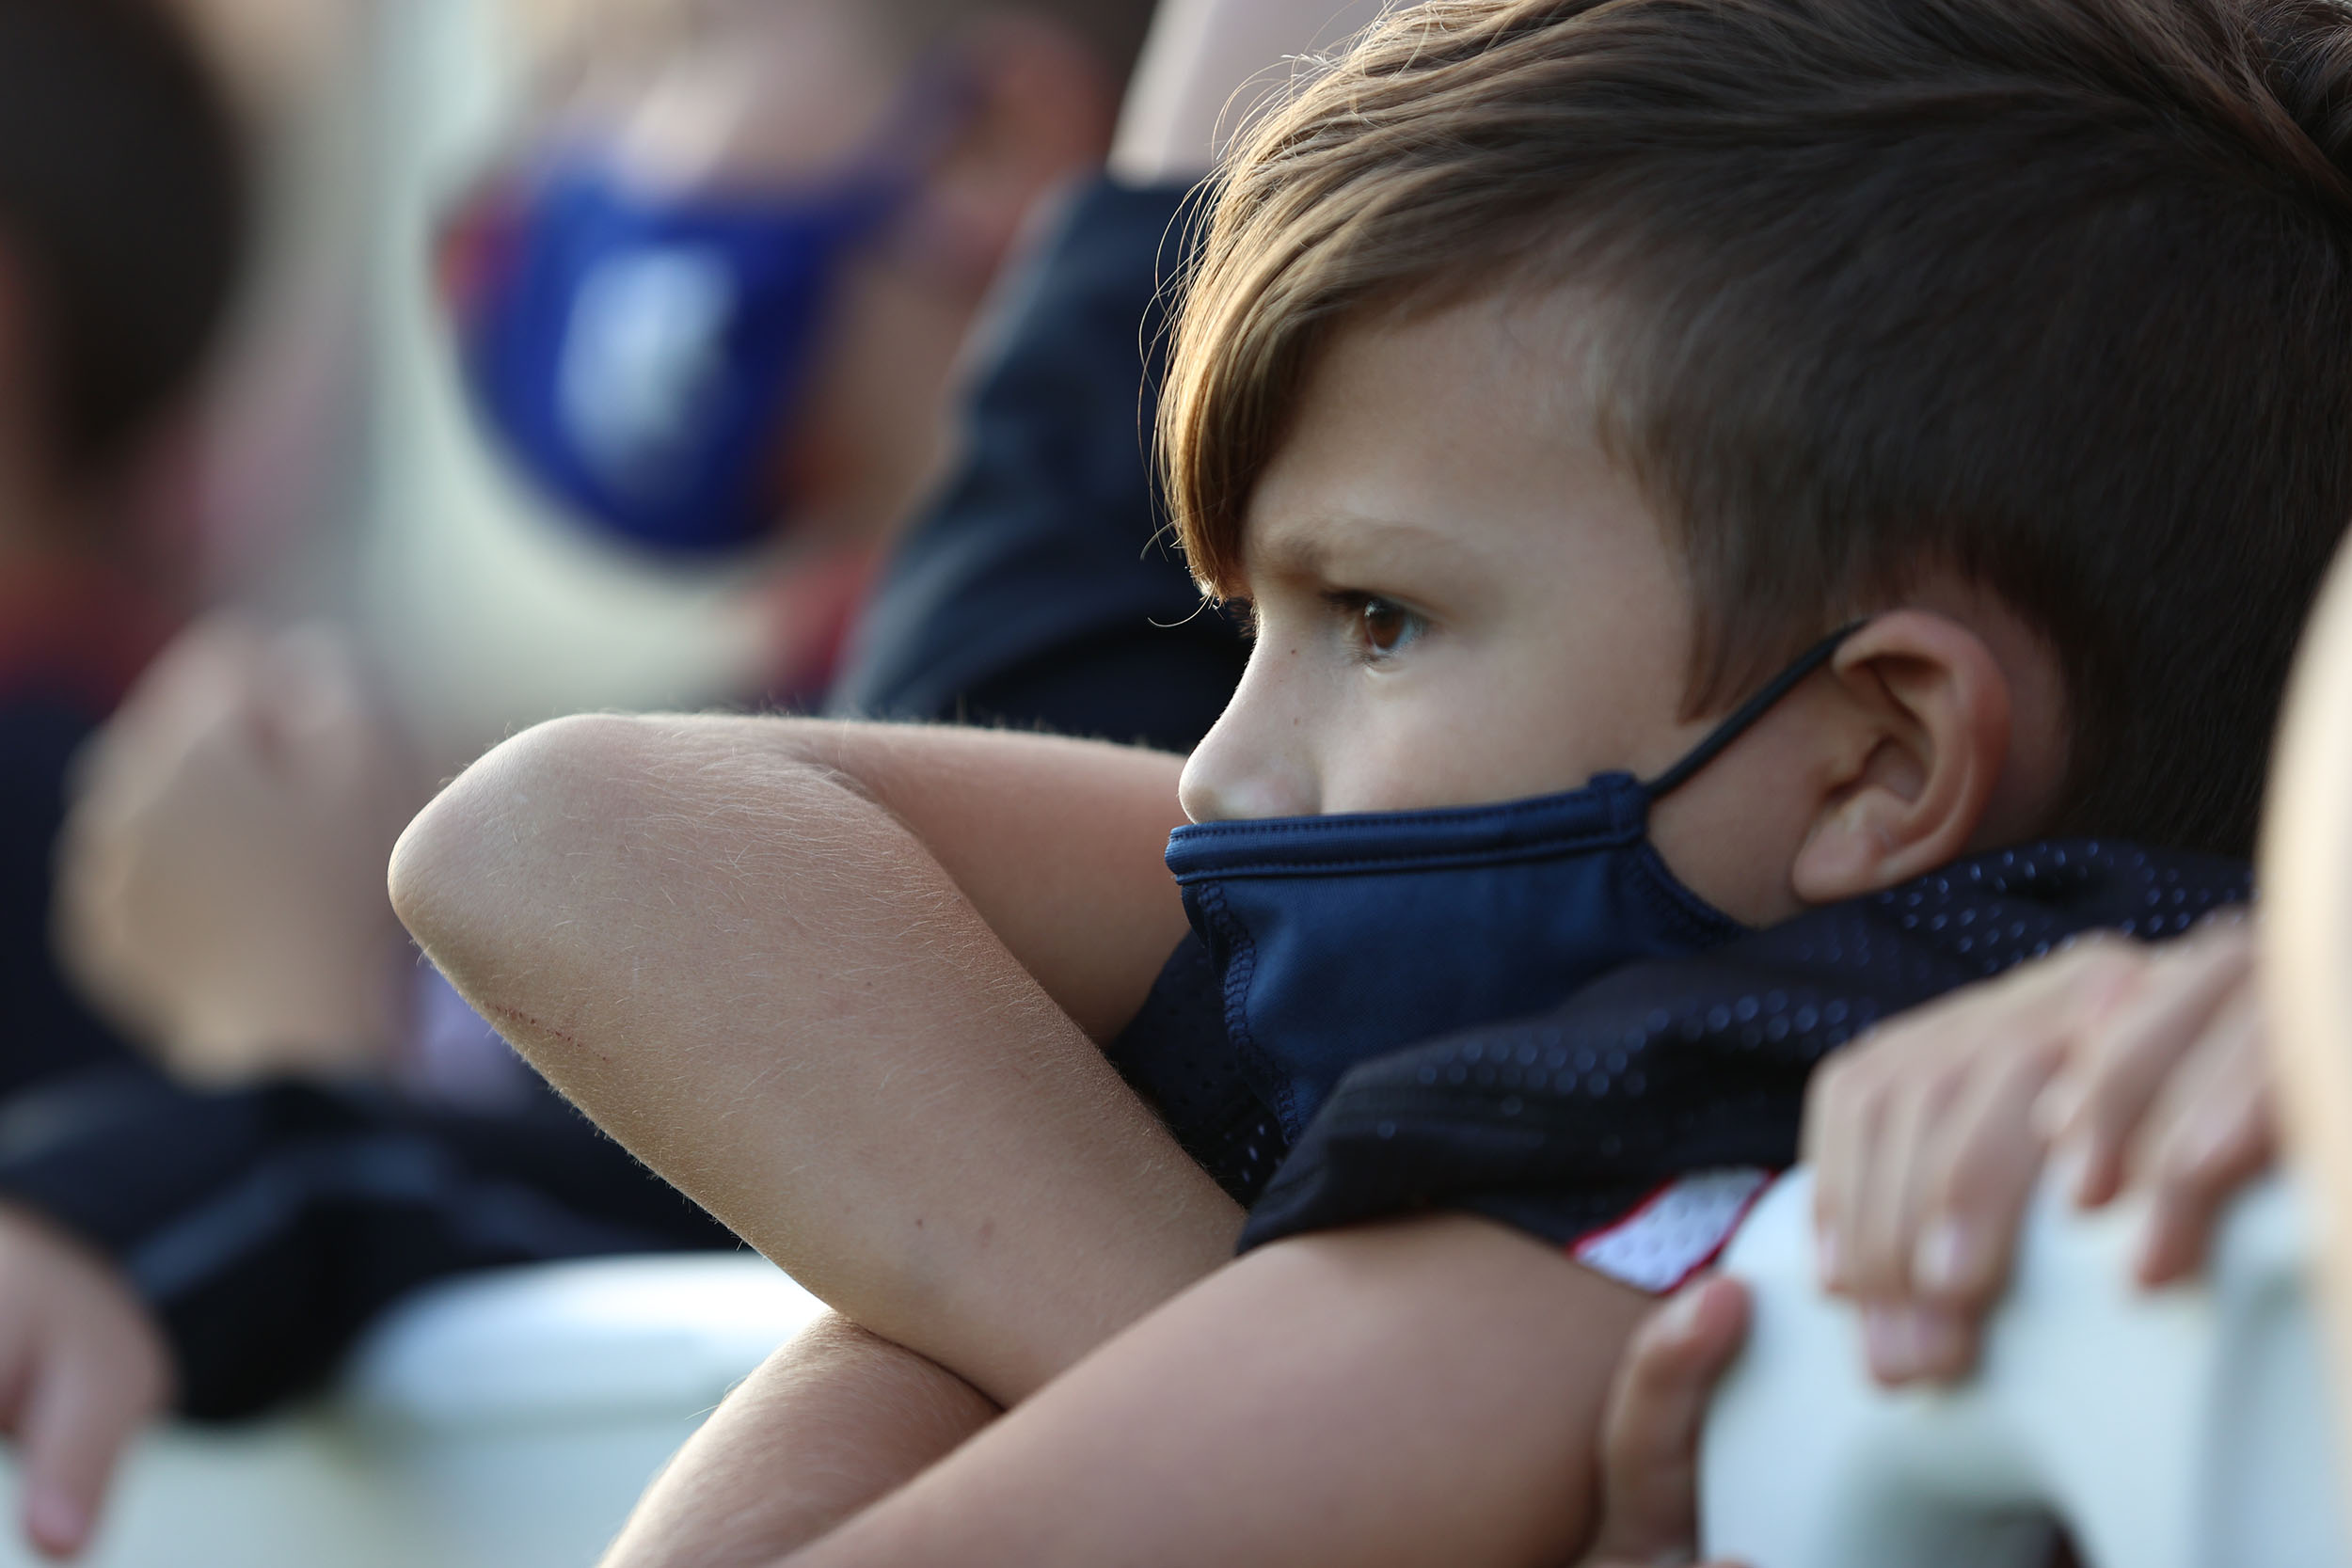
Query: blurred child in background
59 0 1157 1091
0 0 243 1095
0 4 1179 1558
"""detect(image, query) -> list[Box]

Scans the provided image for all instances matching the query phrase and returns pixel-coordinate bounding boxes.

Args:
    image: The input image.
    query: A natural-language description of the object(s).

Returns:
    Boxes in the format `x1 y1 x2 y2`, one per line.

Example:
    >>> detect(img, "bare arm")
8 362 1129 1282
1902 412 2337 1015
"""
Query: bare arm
390 716 1240 1400
601 1315 996 1568
783 1215 1652 1568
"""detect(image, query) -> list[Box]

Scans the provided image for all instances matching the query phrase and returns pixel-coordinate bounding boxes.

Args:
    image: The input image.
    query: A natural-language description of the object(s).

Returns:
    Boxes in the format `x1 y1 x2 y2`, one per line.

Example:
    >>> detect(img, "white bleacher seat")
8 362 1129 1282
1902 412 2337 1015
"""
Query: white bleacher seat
1703 1170 2346 1568
0 1254 826 1568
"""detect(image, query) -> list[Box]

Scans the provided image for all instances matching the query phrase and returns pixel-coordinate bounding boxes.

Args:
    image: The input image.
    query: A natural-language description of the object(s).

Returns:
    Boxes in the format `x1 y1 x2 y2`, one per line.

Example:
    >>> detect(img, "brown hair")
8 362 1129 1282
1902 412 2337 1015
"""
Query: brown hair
1162 0 2352 858
0 0 245 486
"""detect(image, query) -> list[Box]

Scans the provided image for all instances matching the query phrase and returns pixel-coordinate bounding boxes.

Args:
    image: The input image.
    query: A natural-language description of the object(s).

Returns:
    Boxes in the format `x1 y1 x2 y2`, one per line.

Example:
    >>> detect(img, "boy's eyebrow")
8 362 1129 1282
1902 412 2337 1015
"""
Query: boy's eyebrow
1248 510 1477 584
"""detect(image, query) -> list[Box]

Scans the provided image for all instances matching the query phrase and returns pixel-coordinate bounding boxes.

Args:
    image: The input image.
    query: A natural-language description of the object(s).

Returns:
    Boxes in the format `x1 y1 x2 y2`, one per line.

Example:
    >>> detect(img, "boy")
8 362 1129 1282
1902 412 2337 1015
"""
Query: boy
391 0 2352 1560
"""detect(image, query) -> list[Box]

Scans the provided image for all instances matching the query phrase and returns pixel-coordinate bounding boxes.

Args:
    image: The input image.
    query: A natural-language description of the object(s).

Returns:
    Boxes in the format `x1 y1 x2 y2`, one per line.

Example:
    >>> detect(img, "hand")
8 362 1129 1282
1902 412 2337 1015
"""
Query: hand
2040 917 2269 1286
56 616 426 1085
1804 917 2268 1386
0 1205 172 1560
1575 1275 1751 1568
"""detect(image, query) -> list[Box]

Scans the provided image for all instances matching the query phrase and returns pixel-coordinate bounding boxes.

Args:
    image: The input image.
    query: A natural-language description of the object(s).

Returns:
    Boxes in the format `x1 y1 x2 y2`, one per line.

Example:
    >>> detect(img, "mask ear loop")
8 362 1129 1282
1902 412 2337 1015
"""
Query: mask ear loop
1640 622 1868 801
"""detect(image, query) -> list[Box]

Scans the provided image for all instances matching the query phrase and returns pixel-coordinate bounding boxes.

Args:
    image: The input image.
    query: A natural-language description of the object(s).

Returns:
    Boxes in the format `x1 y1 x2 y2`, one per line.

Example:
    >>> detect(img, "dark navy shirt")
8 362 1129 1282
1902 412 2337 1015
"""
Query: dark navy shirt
828 178 1247 754
0 575 734 1420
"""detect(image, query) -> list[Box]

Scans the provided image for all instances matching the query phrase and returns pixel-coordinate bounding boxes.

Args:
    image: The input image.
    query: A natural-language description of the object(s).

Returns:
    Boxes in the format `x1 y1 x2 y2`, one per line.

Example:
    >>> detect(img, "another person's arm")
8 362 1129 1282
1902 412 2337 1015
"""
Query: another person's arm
392 714 1240 1402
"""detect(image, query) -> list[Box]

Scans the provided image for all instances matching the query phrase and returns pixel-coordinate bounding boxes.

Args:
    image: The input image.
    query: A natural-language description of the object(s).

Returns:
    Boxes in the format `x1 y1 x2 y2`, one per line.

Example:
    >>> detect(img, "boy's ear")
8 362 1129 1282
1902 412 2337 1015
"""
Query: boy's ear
1788 610 2013 904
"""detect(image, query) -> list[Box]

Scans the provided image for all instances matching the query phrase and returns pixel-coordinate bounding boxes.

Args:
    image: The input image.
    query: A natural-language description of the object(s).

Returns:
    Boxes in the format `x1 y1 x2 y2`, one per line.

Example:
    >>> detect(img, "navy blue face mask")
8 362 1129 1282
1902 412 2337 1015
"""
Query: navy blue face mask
1164 628 1858 1141
443 76 968 557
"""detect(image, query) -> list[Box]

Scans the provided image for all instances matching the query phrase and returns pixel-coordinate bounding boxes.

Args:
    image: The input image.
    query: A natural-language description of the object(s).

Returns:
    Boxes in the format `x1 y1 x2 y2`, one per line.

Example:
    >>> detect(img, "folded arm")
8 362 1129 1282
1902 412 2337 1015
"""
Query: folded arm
787 1214 1653 1568
390 716 1242 1400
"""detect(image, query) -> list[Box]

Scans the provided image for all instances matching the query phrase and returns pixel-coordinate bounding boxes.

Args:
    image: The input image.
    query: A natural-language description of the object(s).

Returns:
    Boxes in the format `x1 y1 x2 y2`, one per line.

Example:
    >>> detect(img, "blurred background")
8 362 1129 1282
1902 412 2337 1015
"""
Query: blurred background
0 0 1342 1558
184 0 841 751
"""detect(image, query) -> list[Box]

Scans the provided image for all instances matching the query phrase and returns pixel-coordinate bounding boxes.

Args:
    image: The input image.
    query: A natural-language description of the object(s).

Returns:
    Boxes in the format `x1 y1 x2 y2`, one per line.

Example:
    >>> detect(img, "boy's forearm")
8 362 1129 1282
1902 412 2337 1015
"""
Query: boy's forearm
396 716 1196 1037
391 715 1238 1399
785 1215 1650 1568
603 1316 997 1568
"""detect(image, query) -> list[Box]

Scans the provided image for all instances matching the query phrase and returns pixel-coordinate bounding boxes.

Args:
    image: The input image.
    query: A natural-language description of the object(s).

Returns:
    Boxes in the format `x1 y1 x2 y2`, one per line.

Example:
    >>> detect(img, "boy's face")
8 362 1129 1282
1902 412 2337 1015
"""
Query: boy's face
1180 294 1719 825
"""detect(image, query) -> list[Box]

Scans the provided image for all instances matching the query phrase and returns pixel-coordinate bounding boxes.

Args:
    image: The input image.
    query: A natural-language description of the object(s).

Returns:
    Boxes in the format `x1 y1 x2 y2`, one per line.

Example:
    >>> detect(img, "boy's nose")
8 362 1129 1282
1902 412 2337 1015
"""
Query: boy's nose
1179 683 1321 823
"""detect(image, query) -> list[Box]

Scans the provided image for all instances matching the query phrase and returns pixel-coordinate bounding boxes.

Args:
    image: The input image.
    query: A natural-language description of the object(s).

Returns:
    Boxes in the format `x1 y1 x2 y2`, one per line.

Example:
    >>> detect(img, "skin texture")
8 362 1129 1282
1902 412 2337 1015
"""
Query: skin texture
392 287 2071 1568
600 1316 997 1568
777 1218 1650 1568
1804 916 2274 1385
2261 531 2352 1517
398 718 1230 1404
607 1277 1753 1568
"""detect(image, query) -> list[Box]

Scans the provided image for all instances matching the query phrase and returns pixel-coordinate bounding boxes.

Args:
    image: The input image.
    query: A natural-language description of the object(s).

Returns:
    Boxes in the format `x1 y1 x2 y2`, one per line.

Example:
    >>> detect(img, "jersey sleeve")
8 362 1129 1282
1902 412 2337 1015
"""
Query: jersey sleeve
827 177 1247 754
0 1064 734 1418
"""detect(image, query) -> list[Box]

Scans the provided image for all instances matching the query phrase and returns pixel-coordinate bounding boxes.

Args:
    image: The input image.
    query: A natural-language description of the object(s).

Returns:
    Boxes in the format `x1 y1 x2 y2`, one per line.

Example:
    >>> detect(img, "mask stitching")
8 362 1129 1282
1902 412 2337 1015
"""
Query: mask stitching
1620 840 1752 946
1186 879 1300 1141
1168 830 1647 881
1168 773 1648 847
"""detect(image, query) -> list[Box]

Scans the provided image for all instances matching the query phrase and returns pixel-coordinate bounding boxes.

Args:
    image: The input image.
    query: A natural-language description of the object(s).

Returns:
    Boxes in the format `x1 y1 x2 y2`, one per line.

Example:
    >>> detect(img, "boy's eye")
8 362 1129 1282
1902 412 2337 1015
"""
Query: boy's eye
1342 594 1428 660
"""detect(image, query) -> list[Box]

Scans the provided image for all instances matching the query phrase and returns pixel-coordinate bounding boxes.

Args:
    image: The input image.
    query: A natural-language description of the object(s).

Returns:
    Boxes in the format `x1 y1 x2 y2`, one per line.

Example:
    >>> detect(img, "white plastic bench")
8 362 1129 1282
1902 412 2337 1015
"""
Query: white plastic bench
1704 1170 2346 1568
0 1254 827 1568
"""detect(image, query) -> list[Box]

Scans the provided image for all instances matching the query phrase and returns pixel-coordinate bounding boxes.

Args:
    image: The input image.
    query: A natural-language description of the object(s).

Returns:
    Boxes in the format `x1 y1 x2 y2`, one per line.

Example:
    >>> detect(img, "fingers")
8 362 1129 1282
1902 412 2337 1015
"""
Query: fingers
2040 919 2254 1209
18 1320 167 1560
2124 982 2274 1286
1581 1277 1750 1568
1802 917 2272 1405
1873 1038 2058 1382
1847 1059 1965 1382
0 1210 171 1560
1799 1047 1868 1292
1806 939 2126 1288
1804 938 2139 1386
